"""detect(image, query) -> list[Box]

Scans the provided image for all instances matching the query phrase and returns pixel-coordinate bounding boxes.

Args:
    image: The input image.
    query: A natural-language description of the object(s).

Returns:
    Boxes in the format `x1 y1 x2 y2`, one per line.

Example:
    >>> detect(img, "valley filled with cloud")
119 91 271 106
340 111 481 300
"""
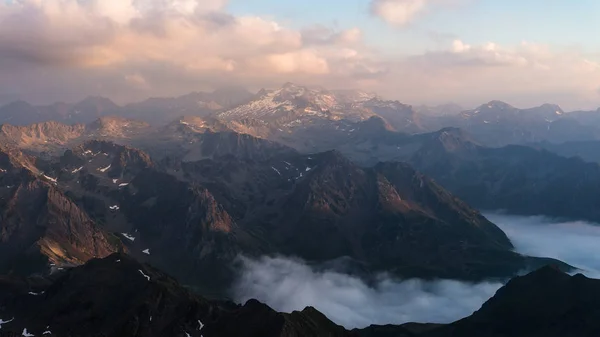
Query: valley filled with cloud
234 213 600 328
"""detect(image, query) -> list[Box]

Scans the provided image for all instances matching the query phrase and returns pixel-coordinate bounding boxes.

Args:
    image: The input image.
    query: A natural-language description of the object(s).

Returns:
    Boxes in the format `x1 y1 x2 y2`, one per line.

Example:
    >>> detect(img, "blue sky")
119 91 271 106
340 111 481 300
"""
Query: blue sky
228 0 600 55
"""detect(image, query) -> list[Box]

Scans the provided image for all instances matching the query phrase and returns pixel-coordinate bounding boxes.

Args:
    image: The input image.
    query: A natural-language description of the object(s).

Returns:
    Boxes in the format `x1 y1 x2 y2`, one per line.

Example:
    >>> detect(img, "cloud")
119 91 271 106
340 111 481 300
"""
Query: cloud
0 0 371 102
0 1 599 110
370 0 426 26
388 40 600 109
232 213 600 329
301 26 362 46
486 213 600 277
369 0 470 26
232 255 502 329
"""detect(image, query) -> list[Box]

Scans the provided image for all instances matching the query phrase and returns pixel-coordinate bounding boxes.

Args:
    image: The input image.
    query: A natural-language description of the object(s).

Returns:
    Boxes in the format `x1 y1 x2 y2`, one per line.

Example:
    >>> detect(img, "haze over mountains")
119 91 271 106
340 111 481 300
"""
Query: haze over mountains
4 83 600 148
3 82 600 336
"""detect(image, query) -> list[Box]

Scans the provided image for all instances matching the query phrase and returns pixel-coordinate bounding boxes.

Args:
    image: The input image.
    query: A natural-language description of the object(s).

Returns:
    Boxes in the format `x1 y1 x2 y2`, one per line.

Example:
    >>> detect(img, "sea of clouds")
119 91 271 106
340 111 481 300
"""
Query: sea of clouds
233 213 600 328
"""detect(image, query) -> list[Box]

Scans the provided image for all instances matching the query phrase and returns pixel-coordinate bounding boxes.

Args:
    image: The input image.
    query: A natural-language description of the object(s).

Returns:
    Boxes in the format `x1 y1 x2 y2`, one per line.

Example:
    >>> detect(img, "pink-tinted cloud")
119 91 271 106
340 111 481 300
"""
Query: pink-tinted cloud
0 1 599 110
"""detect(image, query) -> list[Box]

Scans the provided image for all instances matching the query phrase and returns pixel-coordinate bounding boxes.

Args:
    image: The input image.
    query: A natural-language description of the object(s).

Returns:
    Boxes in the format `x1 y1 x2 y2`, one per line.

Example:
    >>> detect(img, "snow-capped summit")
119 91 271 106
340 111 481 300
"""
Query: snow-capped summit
218 83 337 121
217 83 377 125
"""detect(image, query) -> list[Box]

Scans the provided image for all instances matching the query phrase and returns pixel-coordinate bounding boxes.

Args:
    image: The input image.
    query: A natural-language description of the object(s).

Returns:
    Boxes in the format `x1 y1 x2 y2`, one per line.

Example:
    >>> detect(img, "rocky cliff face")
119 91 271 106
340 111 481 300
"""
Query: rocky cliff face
76 140 154 178
86 116 151 138
0 172 119 274
117 169 259 289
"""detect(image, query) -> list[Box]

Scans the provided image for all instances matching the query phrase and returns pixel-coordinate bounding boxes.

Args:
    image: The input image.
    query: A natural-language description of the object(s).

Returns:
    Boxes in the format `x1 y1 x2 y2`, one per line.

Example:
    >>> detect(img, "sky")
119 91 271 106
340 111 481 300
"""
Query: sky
1 0 600 110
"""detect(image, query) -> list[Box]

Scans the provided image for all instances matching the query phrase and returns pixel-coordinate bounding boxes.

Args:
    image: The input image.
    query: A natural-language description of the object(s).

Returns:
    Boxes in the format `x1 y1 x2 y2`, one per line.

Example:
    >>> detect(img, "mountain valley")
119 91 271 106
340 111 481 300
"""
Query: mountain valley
2 83 600 335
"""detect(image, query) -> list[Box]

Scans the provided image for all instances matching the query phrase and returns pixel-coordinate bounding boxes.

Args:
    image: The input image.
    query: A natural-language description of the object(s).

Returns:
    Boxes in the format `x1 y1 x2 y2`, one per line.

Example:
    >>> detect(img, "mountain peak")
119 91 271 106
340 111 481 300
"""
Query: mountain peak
77 96 118 106
539 103 564 115
277 82 310 97
360 116 397 132
4 100 33 109
281 82 299 89
483 100 514 109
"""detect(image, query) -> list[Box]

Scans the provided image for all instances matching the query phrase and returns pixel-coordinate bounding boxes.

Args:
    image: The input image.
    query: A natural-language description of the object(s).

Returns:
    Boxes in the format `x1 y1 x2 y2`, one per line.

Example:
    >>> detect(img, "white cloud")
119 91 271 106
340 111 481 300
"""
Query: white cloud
0 0 374 103
452 39 471 53
233 256 502 329
486 213 600 277
370 0 426 26
233 214 600 329
371 0 426 26
384 40 600 109
370 0 469 26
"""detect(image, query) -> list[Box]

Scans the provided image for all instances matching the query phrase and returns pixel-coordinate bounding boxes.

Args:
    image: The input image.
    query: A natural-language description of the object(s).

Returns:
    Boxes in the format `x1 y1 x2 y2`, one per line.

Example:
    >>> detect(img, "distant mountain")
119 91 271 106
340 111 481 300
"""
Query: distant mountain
362 99 425 133
4 88 600 149
401 128 600 222
0 117 152 154
563 107 600 125
87 116 151 138
415 103 464 116
212 83 432 152
0 114 300 164
122 87 254 125
0 89 255 127
139 120 298 162
438 101 600 146
218 83 375 127
305 124 600 222
0 121 86 152
0 97 119 126
531 139 600 163
211 85 256 107
0 100 41 125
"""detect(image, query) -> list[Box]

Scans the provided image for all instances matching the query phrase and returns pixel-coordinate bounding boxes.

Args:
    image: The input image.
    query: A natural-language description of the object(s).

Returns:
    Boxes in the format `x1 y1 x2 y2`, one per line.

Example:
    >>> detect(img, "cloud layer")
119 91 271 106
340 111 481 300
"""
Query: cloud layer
232 213 600 329
0 0 599 109
486 213 600 277
232 255 501 329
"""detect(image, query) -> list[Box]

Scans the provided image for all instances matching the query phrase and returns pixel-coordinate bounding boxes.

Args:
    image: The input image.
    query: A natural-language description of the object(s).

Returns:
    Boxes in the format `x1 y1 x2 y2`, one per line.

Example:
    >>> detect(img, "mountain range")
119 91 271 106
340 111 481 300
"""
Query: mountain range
2 139 568 293
4 83 600 148
3 82 600 335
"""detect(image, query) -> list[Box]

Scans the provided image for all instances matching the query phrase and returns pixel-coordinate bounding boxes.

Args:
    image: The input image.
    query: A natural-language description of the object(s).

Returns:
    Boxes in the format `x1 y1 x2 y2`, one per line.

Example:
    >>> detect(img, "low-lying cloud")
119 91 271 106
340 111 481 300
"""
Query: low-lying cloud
232 213 600 329
232 256 501 328
486 213 600 277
